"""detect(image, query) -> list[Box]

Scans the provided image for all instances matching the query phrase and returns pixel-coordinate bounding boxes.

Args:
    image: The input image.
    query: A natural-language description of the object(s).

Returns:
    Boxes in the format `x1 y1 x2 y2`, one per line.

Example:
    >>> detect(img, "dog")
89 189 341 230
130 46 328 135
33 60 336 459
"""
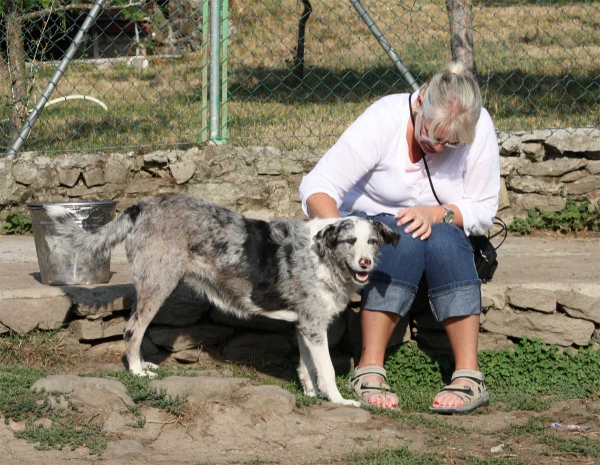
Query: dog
46 195 400 406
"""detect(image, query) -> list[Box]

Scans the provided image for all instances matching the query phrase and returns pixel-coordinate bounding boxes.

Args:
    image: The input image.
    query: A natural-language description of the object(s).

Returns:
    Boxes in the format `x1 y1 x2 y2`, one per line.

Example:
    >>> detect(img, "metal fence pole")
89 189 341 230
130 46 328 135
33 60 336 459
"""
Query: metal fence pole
200 0 210 144
220 0 228 142
4 0 107 159
208 0 224 144
350 0 420 92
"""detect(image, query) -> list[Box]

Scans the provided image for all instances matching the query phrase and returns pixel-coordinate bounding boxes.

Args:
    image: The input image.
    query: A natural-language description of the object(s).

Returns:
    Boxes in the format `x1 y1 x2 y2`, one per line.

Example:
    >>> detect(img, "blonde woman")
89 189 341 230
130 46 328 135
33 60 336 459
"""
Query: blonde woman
299 62 500 413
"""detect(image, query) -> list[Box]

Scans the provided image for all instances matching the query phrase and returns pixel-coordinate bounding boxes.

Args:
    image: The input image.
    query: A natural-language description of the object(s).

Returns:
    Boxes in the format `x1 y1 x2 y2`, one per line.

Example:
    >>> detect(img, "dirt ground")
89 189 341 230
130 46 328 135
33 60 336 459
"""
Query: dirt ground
3 344 600 465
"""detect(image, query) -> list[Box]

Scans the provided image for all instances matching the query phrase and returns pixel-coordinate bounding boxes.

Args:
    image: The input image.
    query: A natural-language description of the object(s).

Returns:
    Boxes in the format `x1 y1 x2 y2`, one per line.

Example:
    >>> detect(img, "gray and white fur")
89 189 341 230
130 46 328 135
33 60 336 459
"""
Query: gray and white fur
46 195 400 406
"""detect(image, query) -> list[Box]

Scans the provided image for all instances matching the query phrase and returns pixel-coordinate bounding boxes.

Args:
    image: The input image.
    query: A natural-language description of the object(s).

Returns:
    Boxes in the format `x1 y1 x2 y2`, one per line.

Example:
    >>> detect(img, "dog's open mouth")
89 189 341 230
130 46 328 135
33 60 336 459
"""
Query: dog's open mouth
347 264 371 284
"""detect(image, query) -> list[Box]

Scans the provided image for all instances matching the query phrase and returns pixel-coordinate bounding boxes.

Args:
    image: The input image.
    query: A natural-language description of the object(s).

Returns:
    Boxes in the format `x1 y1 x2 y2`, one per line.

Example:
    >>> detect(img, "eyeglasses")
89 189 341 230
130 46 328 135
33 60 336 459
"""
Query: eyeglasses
416 111 466 149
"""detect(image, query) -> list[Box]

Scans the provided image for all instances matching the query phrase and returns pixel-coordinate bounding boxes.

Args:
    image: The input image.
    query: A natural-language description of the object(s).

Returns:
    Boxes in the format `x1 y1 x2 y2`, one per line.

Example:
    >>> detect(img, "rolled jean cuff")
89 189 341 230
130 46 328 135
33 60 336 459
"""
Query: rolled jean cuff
428 280 482 322
361 279 417 317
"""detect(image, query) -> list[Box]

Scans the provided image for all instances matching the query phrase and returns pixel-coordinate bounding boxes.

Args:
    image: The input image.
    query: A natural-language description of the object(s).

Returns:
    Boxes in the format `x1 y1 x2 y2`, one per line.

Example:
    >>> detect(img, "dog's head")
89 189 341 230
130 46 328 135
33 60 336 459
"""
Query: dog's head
313 217 400 286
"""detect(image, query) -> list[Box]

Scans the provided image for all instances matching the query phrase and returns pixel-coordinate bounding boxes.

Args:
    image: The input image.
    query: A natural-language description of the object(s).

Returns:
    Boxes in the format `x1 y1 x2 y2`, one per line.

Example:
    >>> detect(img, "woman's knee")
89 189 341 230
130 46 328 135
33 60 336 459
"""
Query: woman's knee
426 223 471 256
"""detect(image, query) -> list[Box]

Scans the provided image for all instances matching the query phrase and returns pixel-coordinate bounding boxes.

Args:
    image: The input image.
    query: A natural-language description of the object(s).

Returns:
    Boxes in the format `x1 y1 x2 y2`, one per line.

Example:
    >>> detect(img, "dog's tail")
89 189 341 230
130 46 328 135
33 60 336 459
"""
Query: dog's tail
45 203 142 261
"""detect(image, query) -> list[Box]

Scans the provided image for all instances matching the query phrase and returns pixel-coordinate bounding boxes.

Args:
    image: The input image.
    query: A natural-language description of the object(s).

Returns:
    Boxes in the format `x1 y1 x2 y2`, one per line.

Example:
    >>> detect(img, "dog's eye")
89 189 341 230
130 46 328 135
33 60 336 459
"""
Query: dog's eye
368 239 378 245
338 238 356 245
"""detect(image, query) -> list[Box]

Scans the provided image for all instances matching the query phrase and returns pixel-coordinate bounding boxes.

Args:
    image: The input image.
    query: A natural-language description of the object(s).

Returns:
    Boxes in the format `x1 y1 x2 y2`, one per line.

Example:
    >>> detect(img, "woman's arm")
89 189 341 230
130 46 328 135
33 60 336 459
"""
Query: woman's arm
453 109 500 236
305 193 340 219
299 97 395 218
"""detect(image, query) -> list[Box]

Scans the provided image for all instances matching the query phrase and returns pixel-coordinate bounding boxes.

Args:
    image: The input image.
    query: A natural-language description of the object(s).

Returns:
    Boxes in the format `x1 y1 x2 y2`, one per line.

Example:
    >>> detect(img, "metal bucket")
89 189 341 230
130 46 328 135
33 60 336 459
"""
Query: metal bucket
26 200 117 285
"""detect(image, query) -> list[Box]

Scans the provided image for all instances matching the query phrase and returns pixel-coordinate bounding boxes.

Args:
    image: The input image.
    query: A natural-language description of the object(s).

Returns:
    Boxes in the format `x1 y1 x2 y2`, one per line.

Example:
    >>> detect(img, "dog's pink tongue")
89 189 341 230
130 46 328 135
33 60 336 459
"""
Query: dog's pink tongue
356 272 369 282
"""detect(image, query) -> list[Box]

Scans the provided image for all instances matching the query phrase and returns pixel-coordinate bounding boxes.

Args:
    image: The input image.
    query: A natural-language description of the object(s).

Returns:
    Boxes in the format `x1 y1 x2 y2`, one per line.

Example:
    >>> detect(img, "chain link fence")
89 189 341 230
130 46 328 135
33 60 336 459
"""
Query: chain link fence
1 0 598 155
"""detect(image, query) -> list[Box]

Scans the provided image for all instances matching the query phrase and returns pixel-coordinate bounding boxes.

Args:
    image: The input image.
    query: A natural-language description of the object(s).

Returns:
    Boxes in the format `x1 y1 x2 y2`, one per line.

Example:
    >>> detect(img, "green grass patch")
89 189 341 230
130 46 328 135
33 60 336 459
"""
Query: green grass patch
0 365 106 454
342 445 524 465
502 416 600 459
509 200 600 235
382 338 600 412
79 368 188 415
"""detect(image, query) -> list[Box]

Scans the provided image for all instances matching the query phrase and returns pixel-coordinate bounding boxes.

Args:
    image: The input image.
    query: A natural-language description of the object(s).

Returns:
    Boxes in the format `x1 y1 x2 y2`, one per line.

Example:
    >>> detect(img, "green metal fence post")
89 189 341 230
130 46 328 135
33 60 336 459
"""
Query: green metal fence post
200 0 210 144
220 0 229 142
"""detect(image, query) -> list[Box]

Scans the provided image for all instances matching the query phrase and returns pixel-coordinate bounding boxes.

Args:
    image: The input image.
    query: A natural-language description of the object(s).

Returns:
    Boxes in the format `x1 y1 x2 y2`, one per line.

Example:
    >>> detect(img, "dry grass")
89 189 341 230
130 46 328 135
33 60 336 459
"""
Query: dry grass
0 0 598 153
0 330 83 368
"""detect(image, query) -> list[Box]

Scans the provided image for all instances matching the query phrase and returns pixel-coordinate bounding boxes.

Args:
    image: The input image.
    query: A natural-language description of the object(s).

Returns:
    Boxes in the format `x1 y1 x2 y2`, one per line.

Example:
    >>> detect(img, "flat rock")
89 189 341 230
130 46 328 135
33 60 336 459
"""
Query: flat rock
507 192 566 215
149 376 247 404
104 411 129 434
0 295 71 335
507 287 556 313
546 134 600 157
68 284 135 318
239 385 296 415
564 175 600 195
557 291 600 324
518 158 587 177
587 161 600 175
71 316 127 341
172 349 200 363
481 308 595 347
169 160 197 184
31 375 134 409
506 175 561 195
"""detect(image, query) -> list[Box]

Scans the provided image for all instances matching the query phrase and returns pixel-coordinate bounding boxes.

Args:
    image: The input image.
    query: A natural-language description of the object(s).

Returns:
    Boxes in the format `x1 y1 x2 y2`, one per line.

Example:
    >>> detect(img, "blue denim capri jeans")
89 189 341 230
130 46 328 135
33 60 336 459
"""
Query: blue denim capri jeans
354 212 482 322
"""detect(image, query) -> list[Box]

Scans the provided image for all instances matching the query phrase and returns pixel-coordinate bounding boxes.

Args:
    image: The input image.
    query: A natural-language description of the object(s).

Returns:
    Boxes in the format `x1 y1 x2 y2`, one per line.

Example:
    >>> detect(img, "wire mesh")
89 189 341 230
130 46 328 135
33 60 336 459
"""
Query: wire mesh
1 0 598 155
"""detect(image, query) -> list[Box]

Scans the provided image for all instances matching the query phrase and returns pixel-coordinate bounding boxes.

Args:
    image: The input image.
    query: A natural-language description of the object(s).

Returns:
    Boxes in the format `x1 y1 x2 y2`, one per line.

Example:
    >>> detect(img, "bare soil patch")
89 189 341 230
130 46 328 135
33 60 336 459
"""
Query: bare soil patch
2 339 600 465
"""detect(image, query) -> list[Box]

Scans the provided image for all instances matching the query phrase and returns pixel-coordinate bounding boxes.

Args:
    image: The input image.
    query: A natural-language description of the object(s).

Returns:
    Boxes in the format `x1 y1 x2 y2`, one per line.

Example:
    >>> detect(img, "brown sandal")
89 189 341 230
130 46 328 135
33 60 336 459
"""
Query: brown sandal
349 365 400 410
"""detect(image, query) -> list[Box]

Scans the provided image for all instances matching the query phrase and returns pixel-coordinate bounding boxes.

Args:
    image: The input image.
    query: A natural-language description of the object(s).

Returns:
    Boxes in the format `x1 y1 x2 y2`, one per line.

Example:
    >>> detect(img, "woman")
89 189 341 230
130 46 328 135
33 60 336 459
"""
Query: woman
299 61 500 413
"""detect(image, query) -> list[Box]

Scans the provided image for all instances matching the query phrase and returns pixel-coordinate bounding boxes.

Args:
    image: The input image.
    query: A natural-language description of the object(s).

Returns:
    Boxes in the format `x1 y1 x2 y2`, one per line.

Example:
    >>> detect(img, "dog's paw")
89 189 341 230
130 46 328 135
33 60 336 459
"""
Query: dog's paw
338 398 361 408
142 361 159 370
130 367 158 378
301 385 317 397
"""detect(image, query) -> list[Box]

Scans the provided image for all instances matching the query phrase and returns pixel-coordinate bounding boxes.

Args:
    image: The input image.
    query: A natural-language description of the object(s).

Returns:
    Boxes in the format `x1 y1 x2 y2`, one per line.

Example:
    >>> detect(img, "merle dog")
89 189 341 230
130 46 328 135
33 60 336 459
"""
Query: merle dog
46 195 399 406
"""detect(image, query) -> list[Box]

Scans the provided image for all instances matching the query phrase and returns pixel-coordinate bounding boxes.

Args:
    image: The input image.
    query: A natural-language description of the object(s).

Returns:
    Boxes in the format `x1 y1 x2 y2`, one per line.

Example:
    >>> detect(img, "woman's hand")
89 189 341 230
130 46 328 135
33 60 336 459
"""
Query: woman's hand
395 206 443 240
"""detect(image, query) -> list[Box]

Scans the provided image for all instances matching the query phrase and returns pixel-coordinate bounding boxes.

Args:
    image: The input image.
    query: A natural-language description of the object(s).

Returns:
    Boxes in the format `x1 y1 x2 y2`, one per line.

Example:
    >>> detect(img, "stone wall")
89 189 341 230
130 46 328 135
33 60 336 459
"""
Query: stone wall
0 130 599 362
497 128 600 223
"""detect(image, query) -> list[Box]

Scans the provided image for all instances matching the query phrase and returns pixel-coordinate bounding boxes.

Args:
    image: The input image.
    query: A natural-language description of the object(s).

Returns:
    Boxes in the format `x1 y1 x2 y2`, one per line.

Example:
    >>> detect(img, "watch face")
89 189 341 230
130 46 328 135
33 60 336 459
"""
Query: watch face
444 209 455 223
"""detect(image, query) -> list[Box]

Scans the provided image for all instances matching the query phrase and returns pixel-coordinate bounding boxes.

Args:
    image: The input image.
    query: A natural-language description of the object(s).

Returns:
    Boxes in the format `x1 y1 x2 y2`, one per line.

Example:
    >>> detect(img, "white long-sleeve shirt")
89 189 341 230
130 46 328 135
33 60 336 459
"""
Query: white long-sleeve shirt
299 92 500 236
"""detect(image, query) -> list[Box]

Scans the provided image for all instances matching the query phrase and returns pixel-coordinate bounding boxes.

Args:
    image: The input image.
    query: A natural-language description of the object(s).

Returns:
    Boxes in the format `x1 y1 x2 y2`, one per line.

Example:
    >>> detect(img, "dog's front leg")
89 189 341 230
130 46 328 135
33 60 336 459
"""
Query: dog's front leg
298 331 360 407
297 332 322 398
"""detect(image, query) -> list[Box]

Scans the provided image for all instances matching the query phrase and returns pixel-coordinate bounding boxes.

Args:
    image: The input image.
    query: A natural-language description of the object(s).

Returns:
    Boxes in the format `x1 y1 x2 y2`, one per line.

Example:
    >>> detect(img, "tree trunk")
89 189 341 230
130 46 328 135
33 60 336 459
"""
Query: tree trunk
445 0 476 73
5 0 29 140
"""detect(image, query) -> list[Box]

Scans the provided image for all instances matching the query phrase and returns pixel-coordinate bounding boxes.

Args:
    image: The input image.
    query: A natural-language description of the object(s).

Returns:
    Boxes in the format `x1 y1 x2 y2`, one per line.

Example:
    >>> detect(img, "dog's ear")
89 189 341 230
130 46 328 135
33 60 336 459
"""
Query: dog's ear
313 224 336 257
373 221 401 248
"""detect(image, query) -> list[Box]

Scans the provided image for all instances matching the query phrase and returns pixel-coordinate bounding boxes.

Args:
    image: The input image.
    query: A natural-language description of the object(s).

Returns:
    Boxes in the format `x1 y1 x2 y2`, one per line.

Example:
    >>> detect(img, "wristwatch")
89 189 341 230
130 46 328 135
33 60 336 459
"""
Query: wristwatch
442 206 455 224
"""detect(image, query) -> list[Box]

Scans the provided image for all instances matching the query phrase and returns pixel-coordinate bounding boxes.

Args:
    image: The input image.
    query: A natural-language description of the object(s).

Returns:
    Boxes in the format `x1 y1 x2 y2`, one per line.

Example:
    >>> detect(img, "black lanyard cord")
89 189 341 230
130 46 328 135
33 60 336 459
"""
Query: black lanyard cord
408 93 442 206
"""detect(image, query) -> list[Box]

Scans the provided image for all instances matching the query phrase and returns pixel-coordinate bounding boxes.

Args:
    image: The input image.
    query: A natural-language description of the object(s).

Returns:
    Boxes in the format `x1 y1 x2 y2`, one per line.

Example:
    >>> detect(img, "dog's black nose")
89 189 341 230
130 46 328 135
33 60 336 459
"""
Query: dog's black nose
359 258 371 269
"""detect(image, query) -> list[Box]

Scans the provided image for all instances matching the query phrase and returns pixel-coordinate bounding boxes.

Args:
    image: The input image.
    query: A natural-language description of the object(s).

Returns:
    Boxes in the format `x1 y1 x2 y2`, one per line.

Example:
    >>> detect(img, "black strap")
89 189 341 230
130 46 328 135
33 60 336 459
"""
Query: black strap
408 93 507 249
409 93 442 206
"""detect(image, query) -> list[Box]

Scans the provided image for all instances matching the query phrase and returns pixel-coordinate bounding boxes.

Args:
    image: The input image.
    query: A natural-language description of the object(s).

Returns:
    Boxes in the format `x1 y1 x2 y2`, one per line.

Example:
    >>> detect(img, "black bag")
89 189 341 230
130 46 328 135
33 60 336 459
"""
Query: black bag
469 217 507 283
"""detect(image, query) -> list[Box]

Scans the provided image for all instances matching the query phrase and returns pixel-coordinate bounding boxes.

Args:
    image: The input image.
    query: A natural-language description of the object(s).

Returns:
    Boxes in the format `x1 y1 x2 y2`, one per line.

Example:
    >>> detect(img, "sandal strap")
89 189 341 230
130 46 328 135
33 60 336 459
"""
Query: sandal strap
439 384 475 395
351 364 387 381
359 381 394 393
451 369 485 384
